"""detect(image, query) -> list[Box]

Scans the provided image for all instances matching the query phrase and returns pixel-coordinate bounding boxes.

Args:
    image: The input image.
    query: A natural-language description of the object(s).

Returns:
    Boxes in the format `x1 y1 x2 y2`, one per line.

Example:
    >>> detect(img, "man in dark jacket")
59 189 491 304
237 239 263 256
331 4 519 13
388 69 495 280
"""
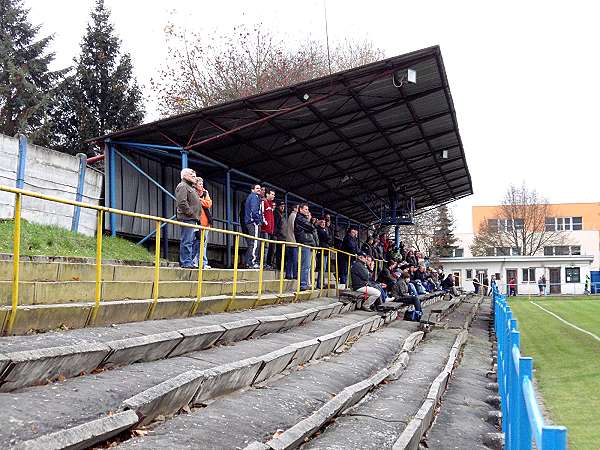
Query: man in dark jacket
294 204 317 290
378 259 398 296
350 252 382 310
315 218 332 288
393 273 422 312
340 227 359 286
176 168 201 268
273 202 286 270
244 184 263 268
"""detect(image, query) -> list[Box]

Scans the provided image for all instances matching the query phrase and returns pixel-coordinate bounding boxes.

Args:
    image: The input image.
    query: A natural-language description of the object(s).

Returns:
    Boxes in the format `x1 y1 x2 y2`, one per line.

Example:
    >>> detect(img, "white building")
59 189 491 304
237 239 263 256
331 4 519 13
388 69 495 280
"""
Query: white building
438 203 600 295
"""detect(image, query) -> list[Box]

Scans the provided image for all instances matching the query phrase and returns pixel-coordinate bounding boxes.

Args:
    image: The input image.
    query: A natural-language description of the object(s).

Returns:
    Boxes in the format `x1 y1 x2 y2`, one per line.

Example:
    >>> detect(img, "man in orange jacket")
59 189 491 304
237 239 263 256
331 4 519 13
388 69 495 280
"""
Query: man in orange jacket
194 176 213 269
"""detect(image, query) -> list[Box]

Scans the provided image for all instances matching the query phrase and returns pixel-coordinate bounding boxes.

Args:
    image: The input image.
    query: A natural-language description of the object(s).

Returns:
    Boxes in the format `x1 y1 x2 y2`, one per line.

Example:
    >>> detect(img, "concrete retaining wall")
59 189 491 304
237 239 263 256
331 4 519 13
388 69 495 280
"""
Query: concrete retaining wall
0 133 103 236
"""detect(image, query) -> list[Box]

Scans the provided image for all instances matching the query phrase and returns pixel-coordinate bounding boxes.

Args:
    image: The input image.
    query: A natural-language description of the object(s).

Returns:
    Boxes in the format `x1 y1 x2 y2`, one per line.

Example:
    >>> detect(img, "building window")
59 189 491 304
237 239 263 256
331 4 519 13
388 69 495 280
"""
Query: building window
466 269 473 279
495 273 501 281
511 247 521 256
565 267 580 283
544 216 583 231
487 218 524 232
453 248 464 257
522 268 536 282
496 247 511 256
544 246 582 256
485 247 495 256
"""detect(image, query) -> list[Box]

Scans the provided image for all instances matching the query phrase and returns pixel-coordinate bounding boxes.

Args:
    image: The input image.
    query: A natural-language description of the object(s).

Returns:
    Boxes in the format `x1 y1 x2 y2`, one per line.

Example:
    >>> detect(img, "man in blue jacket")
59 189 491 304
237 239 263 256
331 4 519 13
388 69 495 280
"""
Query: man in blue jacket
244 184 263 268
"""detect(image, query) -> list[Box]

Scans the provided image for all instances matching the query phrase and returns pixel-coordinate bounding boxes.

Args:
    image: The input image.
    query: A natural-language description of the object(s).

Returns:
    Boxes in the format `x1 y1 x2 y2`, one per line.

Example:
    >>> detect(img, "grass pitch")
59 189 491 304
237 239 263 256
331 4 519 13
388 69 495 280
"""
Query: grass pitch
509 296 600 449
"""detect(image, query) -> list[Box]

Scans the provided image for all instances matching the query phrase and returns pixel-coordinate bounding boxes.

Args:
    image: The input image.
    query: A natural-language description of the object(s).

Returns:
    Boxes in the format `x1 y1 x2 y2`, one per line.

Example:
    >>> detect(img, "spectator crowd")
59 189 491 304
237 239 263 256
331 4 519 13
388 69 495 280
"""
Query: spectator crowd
175 172 458 313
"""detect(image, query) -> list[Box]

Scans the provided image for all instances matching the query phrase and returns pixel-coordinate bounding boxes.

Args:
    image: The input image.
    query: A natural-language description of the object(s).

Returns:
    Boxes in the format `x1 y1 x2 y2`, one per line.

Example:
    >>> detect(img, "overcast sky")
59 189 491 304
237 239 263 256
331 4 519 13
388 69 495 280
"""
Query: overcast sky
26 0 600 232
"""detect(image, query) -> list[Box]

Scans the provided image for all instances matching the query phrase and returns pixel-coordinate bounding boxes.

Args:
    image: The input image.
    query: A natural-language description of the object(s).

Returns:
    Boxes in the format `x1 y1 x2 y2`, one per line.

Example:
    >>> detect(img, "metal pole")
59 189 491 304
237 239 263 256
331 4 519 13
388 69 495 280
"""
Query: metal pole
88 211 103 326
335 251 339 296
4 193 22 335
160 164 169 259
346 254 351 289
320 248 324 294
228 234 240 310
146 221 161 320
226 170 232 267
327 249 331 289
191 228 206 316
108 142 117 236
15 134 27 189
279 243 286 294
71 153 87 232
311 248 316 291
256 241 265 302
181 150 189 169
296 245 302 296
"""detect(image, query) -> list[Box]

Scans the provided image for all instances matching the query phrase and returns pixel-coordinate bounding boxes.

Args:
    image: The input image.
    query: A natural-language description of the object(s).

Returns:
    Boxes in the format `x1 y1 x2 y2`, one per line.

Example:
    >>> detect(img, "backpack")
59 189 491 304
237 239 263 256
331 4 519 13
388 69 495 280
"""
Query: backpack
404 309 422 322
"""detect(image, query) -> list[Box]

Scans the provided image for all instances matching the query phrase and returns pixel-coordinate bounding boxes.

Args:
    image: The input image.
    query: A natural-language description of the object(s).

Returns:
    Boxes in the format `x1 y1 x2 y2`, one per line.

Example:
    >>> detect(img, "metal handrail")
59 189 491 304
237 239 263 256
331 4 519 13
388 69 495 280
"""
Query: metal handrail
0 184 383 335
493 287 568 449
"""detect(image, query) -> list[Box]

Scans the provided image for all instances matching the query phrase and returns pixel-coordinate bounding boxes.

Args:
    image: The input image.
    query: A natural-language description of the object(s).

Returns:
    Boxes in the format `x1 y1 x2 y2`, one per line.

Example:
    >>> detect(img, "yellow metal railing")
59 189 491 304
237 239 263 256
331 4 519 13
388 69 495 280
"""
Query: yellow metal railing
0 184 383 335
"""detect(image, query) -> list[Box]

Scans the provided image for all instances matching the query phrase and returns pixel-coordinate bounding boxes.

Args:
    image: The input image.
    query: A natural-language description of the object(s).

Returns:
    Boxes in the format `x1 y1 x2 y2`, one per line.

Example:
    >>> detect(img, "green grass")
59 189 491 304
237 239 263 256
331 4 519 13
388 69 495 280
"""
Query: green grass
510 296 600 449
0 219 154 262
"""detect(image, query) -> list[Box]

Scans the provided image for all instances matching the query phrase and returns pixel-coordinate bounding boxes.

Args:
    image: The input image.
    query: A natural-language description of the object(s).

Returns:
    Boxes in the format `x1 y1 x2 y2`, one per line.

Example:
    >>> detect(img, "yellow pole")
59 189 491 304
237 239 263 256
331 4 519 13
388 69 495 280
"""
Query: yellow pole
327 249 331 289
227 234 240 311
296 245 302 296
335 251 340 296
311 248 316 291
191 228 206 316
88 211 104 326
146 220 161 320
254 241 265 306
279 243 286 294
319 248 324 295
4 193 22 335
346 254 351 289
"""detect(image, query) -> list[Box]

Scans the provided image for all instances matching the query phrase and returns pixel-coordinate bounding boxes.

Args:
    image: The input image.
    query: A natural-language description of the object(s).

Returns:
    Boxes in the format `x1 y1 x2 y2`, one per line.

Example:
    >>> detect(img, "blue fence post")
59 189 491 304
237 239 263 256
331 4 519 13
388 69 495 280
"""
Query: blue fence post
108 142 118 236
71 153 87 233
16 134 27 189
510 329 521 449
181 150 189 169
519 357 533 449
541 426 568 450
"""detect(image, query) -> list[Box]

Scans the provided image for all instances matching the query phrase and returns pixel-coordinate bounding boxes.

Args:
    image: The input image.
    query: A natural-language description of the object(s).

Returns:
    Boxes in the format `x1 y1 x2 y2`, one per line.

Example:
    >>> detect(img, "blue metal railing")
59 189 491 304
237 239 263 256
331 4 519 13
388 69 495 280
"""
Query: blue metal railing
494 287 568 449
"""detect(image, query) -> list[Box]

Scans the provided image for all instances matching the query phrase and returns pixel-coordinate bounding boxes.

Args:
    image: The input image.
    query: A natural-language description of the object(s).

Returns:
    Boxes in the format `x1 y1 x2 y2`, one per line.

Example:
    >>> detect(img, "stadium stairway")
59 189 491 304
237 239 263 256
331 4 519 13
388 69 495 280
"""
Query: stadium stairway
0 258 330 335
0 286 466 450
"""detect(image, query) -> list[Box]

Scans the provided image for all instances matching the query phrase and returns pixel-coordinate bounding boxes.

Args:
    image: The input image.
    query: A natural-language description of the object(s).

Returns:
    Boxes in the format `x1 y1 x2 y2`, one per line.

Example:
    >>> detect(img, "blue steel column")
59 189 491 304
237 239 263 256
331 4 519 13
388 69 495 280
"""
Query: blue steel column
395 225 400 247
71 153 87 232
16 134 27 189
225 169 232 267
181 150 189 169
161 164 169 259
107 141 117 236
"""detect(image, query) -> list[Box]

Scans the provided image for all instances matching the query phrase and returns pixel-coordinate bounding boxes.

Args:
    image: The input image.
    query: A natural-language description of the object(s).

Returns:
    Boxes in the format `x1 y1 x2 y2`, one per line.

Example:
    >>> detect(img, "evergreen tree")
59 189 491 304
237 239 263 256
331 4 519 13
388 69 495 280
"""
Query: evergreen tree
50 0 144 155
0 0 65 144
432 205 457 257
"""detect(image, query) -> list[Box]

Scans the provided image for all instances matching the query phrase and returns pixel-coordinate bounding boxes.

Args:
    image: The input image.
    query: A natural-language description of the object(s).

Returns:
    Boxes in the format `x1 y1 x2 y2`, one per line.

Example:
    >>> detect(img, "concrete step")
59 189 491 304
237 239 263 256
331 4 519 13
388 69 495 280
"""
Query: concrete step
0 308 386 449
0 259 282 283
0 288 339 335
423 298 498 450
1 278 301 306
114 320 427 449
0 298 348 392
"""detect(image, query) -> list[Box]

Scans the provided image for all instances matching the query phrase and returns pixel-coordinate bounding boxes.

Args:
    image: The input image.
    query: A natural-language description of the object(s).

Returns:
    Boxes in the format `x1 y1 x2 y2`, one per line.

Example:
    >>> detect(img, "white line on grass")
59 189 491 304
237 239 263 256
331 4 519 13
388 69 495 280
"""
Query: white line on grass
530 301 600 343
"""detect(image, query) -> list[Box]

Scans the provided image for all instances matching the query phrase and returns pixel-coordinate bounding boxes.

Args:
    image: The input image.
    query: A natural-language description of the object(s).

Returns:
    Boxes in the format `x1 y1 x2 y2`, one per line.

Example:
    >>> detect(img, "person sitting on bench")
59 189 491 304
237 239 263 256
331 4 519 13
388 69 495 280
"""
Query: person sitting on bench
378 259 398 298
351 252 384 311
392 273 423 313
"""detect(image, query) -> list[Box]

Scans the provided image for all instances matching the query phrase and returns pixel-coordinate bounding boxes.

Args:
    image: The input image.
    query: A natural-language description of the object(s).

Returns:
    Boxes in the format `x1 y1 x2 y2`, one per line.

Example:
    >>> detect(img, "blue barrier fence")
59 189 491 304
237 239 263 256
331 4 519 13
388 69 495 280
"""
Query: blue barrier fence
494 288 568 449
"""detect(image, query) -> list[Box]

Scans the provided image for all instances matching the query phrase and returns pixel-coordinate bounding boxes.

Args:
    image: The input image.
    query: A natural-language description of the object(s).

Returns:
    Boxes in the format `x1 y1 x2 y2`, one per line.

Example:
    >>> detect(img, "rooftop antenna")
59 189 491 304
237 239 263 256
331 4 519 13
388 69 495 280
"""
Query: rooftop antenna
323 0 332 75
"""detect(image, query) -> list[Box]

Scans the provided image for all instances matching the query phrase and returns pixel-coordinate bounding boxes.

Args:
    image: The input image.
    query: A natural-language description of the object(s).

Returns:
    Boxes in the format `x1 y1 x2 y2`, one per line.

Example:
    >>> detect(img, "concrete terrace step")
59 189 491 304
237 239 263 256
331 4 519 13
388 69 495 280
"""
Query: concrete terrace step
1 278 299 305
0 259 282 283
423 298 498 450
0 309 385 449
0 298 347 392
0 288 339 335
115 320 423 450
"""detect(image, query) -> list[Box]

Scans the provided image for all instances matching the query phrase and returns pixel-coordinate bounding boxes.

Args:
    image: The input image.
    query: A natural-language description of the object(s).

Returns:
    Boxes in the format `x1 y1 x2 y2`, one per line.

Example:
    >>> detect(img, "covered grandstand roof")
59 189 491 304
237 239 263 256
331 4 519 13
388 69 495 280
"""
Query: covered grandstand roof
95 45 472 223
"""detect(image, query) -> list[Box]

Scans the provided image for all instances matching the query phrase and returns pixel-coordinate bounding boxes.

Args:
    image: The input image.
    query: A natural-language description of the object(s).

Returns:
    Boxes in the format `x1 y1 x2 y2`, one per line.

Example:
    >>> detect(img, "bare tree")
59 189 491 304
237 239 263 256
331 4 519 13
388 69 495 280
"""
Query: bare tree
151 23 384 116
399 208 439 255
471 183 568 256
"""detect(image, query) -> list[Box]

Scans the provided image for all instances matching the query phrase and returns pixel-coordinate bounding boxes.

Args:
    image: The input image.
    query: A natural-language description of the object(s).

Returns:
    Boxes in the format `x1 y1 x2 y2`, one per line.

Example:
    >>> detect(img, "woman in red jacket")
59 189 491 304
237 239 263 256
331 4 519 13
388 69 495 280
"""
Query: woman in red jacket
261 189 276 269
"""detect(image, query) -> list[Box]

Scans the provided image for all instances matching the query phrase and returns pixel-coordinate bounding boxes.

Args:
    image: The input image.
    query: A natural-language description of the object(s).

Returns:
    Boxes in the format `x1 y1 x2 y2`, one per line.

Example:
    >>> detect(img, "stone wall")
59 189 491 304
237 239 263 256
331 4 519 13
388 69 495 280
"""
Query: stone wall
0 133 103 236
